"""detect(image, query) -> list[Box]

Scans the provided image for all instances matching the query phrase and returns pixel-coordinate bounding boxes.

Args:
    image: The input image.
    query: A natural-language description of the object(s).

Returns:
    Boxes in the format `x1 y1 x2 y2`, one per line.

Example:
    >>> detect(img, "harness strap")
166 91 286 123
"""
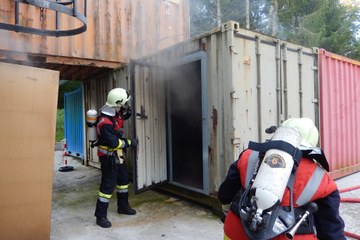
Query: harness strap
244 151 260 189
249 140 302 165
98 146 116 155
296 166 325 206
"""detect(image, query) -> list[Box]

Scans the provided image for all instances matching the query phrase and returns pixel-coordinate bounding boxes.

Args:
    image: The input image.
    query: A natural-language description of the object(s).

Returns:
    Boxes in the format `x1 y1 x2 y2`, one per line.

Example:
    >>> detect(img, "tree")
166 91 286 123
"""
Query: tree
189 0 360 60
190 0 218 36
190 0 274 36
276 0 360 60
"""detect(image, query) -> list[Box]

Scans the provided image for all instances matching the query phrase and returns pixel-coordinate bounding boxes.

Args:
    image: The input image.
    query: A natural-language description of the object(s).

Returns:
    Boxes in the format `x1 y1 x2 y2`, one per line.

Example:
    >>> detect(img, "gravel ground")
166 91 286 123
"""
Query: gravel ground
335 171 360 240
51 150 359 240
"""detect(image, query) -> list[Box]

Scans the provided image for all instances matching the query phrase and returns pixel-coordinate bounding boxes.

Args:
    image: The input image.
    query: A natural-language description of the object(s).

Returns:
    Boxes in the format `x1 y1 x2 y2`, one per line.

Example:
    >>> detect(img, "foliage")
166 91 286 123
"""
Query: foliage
56 108 64 142
189 0 360 60
276 0 360 59
190 0 273 36
58 81 82 108
56 81 81 141
190 0 218 36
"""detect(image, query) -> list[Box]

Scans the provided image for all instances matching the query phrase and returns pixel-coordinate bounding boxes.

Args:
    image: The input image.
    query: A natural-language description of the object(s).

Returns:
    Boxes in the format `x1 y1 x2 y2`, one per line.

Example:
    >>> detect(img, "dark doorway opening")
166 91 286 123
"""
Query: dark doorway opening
167 60 203 190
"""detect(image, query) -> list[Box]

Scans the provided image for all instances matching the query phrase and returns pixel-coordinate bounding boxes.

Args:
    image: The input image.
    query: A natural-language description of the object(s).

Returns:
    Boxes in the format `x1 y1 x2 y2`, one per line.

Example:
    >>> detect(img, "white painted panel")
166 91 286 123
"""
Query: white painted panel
133 62 167 191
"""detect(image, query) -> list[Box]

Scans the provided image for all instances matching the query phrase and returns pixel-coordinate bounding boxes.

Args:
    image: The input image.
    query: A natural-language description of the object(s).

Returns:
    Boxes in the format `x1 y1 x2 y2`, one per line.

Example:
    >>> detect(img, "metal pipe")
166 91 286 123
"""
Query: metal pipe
15 1 19 26
255 36 262 141
56 0 59 30
298 48 303 117
275 40 281 125
285 202 318 239
73 0 77 16
282 43 288 119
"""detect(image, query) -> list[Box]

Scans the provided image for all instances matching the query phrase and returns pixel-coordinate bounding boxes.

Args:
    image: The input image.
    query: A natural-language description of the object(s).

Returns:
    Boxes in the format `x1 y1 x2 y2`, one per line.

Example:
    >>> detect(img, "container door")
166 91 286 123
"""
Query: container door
166 52 209 194
130 61 168 192
64 86 85 159
131 51 209 194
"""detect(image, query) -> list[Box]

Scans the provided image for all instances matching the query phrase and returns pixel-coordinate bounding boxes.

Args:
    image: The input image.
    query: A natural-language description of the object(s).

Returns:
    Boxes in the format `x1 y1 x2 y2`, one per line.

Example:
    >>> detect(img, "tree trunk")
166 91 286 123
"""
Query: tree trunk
245 0 250 29
272 0 278 36
216 0 221 27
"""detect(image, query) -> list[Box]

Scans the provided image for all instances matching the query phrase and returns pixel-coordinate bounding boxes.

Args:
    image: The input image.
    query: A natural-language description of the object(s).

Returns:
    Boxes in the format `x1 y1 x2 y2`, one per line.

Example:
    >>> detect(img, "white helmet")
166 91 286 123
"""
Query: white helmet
281 117 319 147
106 88 131 107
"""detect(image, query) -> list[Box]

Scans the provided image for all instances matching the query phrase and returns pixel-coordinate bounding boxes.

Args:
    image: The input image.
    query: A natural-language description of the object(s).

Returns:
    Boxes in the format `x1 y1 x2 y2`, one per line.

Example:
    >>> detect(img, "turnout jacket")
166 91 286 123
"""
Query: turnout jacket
96 113 125 156
218 148 346 240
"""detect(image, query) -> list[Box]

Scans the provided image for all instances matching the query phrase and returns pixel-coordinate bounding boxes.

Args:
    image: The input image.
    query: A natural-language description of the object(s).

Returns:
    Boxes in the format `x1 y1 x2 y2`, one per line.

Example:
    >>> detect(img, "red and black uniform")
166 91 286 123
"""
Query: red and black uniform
94 112 133 219
218 148 346 240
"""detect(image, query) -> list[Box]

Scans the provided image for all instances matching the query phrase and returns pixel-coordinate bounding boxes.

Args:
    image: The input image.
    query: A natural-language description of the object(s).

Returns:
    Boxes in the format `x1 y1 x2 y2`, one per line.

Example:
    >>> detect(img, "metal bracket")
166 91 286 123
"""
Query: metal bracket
0 0 87 37
136 105 148 119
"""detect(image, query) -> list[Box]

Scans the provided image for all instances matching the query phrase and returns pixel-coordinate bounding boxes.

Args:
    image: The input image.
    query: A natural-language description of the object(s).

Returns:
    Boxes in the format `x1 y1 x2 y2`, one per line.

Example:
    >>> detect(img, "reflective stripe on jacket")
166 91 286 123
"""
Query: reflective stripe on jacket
224 149 338 240
96 114 123 157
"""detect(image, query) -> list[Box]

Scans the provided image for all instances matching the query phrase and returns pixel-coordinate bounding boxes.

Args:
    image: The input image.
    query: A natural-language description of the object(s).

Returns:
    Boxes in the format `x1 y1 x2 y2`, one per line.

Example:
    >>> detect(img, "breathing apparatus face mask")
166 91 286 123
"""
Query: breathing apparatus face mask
117 102 132 120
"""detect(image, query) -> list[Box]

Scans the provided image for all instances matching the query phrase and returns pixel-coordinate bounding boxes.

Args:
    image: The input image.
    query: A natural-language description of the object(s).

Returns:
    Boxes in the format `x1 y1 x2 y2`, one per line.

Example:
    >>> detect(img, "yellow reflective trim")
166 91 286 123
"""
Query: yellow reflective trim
117 149 124 157
99 140 124 151
98 191 112 199
116 140 123 149
116 184 129 190
99 145 115 151
224 233 231 240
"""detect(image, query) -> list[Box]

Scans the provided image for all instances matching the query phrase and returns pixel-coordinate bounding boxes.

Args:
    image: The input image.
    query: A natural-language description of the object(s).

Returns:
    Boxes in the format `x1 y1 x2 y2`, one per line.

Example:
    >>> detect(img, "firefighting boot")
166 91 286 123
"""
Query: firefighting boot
95 199 112 228
117 192 136 215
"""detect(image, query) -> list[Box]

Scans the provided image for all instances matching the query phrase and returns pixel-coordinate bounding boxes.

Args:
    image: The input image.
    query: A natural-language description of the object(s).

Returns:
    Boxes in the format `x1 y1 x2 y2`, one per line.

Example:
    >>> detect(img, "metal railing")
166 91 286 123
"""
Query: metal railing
0 0 87 37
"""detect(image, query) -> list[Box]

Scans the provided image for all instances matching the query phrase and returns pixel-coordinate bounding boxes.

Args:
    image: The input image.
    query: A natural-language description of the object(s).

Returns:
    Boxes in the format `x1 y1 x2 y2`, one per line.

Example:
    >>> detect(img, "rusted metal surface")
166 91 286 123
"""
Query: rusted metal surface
318 49 360 179
0 0 190 80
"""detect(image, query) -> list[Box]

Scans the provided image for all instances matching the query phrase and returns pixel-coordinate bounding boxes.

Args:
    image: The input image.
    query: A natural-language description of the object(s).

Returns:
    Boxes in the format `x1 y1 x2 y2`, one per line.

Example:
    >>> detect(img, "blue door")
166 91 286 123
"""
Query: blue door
64 86 84 159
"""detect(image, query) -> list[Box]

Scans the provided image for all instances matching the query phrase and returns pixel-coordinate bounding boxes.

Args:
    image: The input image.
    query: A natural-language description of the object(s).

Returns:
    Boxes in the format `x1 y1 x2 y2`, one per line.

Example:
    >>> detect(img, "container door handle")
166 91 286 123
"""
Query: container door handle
136 105 148 119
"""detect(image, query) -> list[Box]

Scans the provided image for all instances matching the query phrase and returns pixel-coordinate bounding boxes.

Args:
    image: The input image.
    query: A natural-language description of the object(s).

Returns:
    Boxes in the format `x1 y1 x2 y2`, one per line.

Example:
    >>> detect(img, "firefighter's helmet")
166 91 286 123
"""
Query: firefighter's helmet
106 88 131 107
281 117 319 147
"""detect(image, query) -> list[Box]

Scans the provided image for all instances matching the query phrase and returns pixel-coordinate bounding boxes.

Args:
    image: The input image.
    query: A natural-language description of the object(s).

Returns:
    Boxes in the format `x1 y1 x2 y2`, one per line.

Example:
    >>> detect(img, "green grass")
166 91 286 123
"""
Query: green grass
56 109 64 142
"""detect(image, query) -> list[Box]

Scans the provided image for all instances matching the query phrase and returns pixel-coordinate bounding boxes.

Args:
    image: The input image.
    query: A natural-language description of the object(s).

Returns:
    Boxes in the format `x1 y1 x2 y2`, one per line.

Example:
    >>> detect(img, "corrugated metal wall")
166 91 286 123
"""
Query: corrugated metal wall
64 87 85 158
0 0 190 63
82 22 360 199
121 21 318 195
318 49 360 179
83 68 130 167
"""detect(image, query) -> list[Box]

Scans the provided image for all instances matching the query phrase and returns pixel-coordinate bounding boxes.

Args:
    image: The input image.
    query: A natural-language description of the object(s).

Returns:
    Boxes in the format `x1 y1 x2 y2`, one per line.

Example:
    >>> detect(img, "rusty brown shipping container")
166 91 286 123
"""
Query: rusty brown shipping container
0 0 190 80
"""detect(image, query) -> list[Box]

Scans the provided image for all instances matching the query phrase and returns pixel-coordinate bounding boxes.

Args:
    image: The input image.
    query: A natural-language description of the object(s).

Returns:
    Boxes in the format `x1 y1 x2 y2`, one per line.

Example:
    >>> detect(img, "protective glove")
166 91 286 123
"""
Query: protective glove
116 128 125 138
221 204 230 223
123 138 138 148
130 138 138 147
119 105 132 120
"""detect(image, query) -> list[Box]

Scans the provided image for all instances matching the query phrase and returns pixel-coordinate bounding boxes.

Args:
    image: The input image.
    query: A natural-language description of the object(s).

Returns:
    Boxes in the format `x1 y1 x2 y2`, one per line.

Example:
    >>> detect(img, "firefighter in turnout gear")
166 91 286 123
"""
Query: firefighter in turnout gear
94 88 137 228
218 118 346 240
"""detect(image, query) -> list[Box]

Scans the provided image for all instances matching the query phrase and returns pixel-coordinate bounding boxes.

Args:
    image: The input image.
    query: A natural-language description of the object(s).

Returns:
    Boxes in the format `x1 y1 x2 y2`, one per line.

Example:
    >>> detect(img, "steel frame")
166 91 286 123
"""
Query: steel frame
0 0 87 37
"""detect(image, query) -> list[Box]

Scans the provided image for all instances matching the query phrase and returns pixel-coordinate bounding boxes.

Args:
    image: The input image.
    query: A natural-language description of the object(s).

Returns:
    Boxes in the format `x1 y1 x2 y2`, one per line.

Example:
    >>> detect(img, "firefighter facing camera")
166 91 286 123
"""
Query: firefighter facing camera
89 88 138 228
218 117 346 240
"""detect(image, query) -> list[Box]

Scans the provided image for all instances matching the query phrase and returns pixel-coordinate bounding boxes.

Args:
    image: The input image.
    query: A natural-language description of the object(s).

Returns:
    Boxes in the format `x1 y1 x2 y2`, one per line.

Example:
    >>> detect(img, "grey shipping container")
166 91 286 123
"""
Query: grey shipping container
84 21 359 206
128 21 319 200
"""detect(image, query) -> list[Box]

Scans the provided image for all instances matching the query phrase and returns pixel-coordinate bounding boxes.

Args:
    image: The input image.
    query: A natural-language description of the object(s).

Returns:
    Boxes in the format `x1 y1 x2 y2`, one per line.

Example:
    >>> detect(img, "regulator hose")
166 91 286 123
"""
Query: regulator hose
339 185 360 240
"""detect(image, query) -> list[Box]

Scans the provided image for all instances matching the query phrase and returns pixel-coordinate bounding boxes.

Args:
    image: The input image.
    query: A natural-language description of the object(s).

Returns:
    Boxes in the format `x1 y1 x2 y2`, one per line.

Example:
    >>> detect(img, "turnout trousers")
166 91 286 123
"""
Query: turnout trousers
94 154 130 218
